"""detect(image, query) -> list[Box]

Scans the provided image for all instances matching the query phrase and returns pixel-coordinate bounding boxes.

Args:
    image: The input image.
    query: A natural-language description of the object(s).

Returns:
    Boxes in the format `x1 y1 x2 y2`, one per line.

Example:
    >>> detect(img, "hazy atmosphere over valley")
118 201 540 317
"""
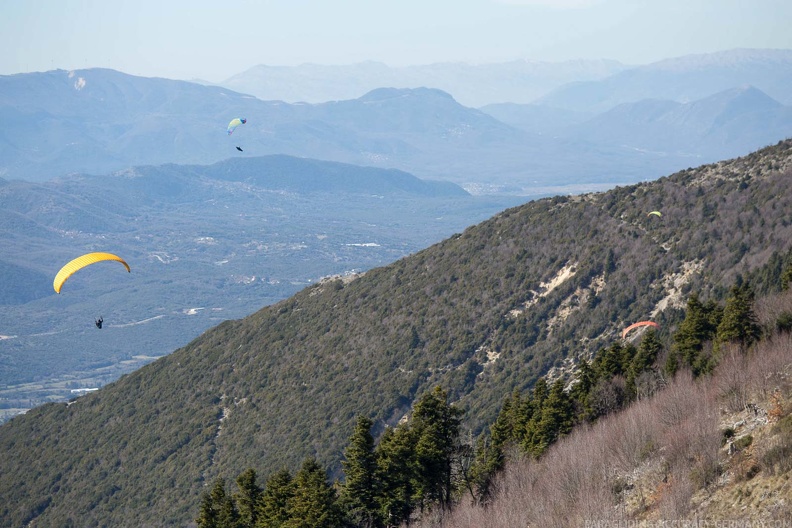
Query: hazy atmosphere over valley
2 1 792 526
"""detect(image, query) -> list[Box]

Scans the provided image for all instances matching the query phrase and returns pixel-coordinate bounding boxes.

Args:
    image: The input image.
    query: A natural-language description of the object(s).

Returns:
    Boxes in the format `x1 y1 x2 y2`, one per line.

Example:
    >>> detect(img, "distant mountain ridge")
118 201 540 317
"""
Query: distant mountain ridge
0 69 683 193
118 155 468 197
537 48 792 112
565 85 792 158
4 50 792 195
0 68 258 179
220 58 629 107
219 49 792 113
1 140 791 526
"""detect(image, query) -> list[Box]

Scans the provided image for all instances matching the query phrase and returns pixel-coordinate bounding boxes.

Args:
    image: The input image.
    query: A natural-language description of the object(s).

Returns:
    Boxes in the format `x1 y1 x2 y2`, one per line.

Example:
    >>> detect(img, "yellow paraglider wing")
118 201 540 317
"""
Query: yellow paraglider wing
53 252 131 293
621 321 659 340
647 211 662 217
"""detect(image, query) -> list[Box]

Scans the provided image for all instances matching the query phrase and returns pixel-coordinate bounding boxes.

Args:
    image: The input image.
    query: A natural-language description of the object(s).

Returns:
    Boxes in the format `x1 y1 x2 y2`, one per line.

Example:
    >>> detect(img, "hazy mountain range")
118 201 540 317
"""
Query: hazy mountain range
483 84 792 160
218 58 629 107
2 49 791 196
535 48 792 112
0 68 658 193
216 49 792 111
0 140 790 526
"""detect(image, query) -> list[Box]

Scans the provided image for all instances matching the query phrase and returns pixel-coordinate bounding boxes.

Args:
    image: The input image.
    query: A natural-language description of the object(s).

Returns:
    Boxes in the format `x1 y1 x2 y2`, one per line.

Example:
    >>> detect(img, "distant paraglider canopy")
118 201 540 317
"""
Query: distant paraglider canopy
53 252 131 294
647 211 662 218
227 118 247 135
236 146 243 152
622 321 659 340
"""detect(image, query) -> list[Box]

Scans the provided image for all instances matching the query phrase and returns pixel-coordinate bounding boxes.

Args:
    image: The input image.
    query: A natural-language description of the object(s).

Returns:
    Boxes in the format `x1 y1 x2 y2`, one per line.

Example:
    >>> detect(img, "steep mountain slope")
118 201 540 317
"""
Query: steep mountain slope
538 48 792 113
0 155 518 420
415 315 792 526
1 141 792 526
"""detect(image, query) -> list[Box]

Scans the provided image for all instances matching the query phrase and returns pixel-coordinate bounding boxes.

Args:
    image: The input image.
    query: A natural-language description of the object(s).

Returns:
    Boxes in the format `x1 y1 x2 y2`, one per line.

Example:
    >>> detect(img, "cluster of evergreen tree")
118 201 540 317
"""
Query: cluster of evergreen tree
469 329 663 499
197 265 790 527
196 387 466 528
470 278 774 499
664 282 762 376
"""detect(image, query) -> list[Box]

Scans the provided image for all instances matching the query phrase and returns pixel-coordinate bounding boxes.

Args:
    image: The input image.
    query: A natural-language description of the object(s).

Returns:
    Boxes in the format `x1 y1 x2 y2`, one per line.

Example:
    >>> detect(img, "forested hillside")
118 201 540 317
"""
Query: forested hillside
409 287 792 526
0 140 791 526
195 279 792 527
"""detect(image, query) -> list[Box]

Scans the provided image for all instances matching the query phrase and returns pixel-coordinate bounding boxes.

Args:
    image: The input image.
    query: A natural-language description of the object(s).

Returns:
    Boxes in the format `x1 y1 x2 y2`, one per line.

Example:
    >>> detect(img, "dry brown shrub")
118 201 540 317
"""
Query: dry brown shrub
767 389 785 424
538 426 617 524
744 332 792 399
713 344 751 412
756 413 792 477
659 380 721 488
589 375 627 418
753 288 792 328
603 397 659 472
472 455 538 528
412 327 792 528
653 370 697 427
757 434 792 477
732 447 761 482
657 470 694 520
634 369 665 401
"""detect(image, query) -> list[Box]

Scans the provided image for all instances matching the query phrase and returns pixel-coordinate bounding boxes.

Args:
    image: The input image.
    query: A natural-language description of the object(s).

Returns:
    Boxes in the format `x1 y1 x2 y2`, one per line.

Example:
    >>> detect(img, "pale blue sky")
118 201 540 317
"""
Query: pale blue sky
2 0 791 82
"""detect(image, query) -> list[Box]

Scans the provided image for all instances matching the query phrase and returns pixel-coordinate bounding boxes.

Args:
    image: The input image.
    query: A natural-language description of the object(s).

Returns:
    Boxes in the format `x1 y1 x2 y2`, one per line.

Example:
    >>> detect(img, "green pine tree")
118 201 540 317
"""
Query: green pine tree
593 342 634 378
468 389 532 504
196 486 219 528
520 381 549 457
570 358 599 421
715 284 761 352
531 377 549 408
196 477 238 528
468 433 497 504
529 379 573 457
234 469 261 528
671 294 722 376
664 348 680 378
256 470 295 528
411 386 463 511
604 248 617 279
284 458 341 528
782 262 792 291
626 330 663 398
340 416 382 528
375 425 416 527
490 389 532 452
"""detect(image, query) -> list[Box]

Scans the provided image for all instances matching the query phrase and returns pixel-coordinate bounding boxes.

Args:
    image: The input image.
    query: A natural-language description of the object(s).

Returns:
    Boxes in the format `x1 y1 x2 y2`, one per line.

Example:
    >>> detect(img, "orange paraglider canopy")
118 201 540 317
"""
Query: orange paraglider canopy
622 320 659 340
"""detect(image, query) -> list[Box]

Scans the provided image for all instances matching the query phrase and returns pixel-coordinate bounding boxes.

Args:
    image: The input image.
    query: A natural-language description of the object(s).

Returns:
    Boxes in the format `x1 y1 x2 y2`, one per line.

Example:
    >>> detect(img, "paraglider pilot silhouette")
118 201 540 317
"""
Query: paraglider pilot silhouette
52 252 130 331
